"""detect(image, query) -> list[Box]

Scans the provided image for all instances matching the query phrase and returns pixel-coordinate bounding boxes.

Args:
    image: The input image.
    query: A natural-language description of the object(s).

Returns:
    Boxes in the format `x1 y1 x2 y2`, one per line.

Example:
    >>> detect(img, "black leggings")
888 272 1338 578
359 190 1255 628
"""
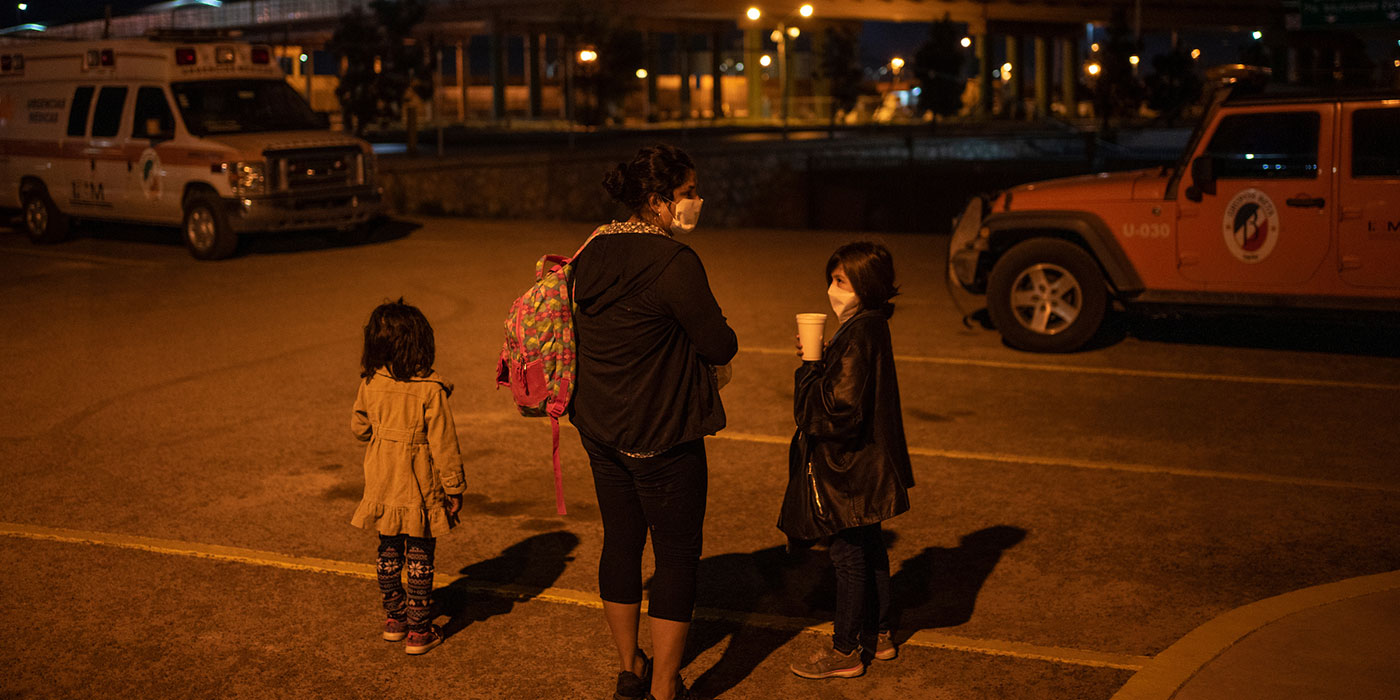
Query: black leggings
581 433 708 623
378 534 435 632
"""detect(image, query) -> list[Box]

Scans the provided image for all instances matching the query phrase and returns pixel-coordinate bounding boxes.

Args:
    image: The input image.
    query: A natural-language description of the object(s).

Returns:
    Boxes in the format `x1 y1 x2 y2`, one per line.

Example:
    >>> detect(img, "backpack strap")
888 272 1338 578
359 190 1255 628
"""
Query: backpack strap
551 416 567 515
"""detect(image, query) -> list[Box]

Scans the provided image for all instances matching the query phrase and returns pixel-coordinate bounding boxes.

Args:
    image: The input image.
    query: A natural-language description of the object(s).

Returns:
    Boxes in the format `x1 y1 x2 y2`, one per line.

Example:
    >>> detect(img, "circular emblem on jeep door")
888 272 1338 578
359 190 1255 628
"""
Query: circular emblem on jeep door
138 148 162 201
1221 188 1279 263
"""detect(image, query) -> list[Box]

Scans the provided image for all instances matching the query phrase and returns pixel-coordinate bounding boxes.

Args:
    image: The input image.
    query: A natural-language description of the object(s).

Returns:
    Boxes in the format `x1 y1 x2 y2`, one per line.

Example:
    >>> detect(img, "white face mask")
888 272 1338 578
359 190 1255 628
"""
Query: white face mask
660 196 703 235
828 282 859 323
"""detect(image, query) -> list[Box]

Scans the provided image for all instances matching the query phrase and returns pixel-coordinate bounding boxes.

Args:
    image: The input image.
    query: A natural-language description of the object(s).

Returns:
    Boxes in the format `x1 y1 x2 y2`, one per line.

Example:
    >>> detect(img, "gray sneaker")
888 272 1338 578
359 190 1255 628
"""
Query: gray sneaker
873 631 898 660
790 646 865 679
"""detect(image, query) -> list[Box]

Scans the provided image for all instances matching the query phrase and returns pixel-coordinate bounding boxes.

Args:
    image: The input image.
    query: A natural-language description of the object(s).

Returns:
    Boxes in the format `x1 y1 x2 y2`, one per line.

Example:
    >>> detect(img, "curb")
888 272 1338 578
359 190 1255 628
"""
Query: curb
1109 569 1400 700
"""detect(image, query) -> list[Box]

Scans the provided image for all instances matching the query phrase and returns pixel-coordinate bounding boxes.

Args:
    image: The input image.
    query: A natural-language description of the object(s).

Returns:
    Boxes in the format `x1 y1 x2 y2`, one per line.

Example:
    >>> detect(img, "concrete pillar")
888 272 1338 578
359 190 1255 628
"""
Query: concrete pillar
1005 35 1021 118
644 32 659 122
527 32 543 119
678 33 692 119
1061 37 1077 118
562 36 575 122
711 29 725 119
977 33 993 117
745 25 763 120
455 41 469 122
489 27 507 121
1034 36 1050 120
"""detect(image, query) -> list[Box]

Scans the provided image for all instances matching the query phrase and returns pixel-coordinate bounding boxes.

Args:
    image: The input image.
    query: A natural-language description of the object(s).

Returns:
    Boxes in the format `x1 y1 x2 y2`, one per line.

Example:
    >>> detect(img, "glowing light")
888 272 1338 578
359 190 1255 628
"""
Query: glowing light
771 29 782 42
635 68 647 79
299 53 308 62
1001 62 1012 75
799 4 813 17
18 3 27 10
746 7 760 21
577 49 597 63
1086 62 1101 76
1394 59 1400 68
1252 30 1263 40
735 62 744 71
890 57 905 73
960 36 972 48
787 26 800 39
1191 49 1201 59
1129 55 1140 65
759 54 772 67
1091 42 1100 52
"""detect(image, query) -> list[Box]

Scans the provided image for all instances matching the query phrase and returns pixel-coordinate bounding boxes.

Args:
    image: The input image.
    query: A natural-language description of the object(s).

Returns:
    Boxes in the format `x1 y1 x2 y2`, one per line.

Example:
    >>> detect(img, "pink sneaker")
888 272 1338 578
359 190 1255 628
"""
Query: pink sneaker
404 624 444 655
382 617 408 642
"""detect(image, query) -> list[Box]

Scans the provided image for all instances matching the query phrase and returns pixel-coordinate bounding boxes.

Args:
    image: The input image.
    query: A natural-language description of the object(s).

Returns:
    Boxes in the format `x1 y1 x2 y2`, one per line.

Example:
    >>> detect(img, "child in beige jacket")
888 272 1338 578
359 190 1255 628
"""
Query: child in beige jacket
352 298 466 655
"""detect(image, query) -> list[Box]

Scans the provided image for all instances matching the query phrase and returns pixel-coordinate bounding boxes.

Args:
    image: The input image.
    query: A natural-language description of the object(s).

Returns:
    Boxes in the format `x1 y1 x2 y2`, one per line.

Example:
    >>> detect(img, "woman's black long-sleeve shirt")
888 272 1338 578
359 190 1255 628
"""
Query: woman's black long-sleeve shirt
569 224 738 455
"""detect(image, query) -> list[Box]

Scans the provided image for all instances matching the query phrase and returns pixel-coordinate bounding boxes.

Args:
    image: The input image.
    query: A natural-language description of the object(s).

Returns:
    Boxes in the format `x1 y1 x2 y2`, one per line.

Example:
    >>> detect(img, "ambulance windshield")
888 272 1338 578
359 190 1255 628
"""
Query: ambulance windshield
171 79 323 135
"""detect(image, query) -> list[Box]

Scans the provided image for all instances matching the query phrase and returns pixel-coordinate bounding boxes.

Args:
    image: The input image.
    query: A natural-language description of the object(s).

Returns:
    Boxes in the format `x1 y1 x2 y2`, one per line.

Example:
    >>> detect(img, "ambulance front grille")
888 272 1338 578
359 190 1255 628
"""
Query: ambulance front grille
267 148 364 192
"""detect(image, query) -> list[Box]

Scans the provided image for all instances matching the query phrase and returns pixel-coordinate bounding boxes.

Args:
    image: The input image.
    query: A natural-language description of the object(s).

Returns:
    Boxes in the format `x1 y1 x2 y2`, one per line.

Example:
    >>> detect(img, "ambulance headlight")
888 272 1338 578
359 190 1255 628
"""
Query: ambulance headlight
228 161 266 194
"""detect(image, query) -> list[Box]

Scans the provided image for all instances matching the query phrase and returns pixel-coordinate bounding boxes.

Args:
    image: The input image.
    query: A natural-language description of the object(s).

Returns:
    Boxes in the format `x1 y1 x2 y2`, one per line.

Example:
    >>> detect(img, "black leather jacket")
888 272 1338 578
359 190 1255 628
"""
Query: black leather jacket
778 309 914 540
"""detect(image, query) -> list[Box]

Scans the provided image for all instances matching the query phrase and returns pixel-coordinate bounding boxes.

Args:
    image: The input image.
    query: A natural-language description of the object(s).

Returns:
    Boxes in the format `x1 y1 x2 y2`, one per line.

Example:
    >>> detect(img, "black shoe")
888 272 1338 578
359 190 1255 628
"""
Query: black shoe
644 677 708 700
614 651 652 700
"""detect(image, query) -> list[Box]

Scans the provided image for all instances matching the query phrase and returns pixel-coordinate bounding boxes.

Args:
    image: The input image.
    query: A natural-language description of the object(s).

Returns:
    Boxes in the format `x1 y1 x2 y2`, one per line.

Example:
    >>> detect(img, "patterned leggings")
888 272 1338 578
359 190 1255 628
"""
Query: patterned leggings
377 534 436 632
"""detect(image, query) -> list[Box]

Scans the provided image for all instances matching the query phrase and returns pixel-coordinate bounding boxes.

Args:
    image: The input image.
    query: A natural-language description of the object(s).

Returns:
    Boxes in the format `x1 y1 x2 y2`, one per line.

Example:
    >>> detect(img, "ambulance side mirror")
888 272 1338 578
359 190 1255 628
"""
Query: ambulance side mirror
1186 155 1217 202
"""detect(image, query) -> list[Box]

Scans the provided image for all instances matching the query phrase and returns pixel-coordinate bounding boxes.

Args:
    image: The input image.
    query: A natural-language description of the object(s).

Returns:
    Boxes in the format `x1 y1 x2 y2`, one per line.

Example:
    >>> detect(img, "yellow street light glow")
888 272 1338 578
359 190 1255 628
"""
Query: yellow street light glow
635 68 648 79
787 26 800 39
1001 62 1012 75
890 57 905 72
1086 62 1101 76
746 7 761 21
578 49 597 63
960 36 972 48
1129 55 1140 65
1394 59 1400 68
760 54 772 67
771 29 782 42
800 4 813 17
1091 42 1100 52
1191 49 1201 59
1252 30 1263 40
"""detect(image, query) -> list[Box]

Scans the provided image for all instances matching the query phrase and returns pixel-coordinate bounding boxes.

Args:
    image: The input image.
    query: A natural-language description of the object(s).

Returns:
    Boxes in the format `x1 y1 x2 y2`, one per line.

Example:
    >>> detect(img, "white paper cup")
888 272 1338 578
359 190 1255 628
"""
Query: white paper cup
796 313 827 361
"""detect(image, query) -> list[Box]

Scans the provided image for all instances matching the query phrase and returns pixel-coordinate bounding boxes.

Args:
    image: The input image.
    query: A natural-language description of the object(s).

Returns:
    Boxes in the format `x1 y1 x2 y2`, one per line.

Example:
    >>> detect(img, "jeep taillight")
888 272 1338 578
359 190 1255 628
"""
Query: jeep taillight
175 47 196 66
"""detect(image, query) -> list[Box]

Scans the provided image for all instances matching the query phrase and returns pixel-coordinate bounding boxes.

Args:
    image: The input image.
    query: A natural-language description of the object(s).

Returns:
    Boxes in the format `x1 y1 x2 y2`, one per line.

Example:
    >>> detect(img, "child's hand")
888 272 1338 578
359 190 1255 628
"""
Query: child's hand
795 333 803 359
445 493 463 516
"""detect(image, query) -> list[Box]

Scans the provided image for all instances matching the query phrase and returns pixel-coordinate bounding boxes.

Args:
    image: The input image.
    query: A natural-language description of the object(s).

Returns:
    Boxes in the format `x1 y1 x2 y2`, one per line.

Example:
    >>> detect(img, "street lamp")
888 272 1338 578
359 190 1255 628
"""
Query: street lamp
746 4 814 124
889 56 904 88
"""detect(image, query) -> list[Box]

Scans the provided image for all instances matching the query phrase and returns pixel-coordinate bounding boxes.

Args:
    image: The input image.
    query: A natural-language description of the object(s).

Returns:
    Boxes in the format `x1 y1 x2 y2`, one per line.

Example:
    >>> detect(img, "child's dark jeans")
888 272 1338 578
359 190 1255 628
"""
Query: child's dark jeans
829 522 892 655
377 534 436 633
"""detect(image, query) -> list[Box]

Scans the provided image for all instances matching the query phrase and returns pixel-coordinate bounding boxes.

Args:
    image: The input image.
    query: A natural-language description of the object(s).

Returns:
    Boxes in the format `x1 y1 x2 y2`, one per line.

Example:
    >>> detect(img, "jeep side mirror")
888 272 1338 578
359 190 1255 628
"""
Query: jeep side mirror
1190 156 1217 198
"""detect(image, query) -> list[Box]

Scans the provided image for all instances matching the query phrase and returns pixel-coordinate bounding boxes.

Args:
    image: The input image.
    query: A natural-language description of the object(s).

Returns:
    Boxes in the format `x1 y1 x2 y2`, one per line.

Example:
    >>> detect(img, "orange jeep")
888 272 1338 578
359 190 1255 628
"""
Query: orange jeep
948 84 1400 352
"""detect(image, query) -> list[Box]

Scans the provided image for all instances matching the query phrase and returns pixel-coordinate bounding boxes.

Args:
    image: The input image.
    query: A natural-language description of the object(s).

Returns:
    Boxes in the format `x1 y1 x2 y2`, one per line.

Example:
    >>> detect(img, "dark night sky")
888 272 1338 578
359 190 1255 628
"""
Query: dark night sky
11 0 153 28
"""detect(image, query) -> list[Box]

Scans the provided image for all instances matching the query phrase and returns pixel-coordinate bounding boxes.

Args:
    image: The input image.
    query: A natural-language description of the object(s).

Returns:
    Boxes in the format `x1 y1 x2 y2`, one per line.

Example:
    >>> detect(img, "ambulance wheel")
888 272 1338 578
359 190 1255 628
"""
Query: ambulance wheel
20 186 70 244
182 192 238 260
986 238 1107 353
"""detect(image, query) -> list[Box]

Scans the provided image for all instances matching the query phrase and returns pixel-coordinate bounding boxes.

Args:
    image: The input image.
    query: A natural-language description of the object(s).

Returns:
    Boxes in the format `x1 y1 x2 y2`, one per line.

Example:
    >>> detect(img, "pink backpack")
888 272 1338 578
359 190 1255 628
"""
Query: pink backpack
495 229 607 515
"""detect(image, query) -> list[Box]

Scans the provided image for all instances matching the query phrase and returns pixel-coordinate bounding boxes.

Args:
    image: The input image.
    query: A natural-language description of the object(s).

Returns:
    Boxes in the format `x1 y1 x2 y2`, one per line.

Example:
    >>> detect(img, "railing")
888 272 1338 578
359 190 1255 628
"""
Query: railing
33 0 373 40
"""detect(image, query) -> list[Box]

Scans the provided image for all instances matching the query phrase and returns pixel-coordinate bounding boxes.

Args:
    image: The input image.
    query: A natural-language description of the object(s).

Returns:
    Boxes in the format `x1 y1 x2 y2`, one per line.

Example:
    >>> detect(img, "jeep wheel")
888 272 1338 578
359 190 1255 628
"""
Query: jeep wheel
20 186 70 244
986 238 1107 352
182 193 238 260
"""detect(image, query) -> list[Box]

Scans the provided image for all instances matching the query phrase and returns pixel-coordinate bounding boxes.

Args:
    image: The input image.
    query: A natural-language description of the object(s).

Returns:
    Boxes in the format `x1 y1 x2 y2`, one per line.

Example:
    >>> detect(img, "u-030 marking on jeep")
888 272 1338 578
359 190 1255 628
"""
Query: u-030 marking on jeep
949 75 1400 352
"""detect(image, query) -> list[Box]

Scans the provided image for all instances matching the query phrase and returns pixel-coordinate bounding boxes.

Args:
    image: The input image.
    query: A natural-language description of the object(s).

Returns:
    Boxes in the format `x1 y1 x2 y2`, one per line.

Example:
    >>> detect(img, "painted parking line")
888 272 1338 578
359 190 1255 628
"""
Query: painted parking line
714 432 1400 494
0 246 169 268
0 521 1148 671
742 347 1400 393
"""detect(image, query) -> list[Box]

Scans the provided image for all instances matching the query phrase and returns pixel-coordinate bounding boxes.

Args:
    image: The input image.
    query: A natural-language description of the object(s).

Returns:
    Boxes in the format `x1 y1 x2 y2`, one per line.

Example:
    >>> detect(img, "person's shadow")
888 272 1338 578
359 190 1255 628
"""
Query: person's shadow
668 525 1027 698
433 530 579 641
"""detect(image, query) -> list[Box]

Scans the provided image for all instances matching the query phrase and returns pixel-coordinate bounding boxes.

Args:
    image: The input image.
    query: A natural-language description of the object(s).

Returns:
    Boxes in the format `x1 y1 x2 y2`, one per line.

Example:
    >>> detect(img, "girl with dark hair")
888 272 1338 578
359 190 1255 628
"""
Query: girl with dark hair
351 298 466 656
572 144 737 700
780 241 914 680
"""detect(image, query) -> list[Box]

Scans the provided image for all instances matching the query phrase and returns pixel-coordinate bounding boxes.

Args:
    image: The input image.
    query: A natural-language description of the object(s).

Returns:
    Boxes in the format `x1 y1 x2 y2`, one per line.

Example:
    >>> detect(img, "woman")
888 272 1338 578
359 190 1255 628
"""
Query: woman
780 241 915 680
571 144 737 700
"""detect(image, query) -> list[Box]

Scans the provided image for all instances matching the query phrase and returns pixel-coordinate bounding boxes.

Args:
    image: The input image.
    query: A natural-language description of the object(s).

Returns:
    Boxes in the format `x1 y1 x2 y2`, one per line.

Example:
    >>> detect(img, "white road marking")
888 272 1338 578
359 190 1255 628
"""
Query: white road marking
1 521 1148 670
742 347 1400 392
714 432 1400 494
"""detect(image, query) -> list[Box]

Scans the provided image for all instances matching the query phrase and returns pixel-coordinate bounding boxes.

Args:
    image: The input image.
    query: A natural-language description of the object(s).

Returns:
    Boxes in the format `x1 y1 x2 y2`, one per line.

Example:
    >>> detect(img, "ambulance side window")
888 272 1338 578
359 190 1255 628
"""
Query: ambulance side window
67 86 95 137
1352 107 1400 178
132 86 175 141
1204 112 1319 179
90 86 129 139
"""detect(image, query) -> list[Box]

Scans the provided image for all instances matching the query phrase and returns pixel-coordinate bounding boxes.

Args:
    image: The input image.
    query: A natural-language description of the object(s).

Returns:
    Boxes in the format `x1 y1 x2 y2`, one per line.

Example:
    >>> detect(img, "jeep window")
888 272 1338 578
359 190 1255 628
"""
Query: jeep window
170 79 321 136
1352 107 1400 178
67 86 94 137
1204 111 1319 179
132 86 175 140
90 86 128 139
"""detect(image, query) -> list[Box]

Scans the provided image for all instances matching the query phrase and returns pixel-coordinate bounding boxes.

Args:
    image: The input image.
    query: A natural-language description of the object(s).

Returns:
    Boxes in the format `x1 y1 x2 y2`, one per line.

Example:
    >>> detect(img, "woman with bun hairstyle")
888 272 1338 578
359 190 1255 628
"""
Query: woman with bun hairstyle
570 144 737 700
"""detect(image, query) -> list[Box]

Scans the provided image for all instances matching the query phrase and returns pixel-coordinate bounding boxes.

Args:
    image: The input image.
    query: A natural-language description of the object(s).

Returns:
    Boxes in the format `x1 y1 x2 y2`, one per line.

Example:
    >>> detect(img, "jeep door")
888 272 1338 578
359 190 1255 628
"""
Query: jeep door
1337 103 1400 289
1179 105 1334 289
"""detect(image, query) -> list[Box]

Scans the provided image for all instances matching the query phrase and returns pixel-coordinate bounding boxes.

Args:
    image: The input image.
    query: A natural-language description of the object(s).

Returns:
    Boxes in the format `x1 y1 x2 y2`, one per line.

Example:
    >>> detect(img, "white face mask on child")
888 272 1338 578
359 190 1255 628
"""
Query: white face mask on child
828 282 859 324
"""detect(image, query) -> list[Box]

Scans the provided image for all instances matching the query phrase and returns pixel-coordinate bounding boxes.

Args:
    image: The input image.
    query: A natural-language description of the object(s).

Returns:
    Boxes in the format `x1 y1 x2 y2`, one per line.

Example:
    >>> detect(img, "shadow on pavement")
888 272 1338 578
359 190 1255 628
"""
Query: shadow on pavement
672 524 1027 697
62 217 416 256
434 530 579 642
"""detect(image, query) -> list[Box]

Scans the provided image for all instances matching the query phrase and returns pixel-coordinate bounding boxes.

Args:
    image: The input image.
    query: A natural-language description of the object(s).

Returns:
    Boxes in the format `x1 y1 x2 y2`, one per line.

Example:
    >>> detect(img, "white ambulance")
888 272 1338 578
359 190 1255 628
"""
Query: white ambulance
0 37 382 259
